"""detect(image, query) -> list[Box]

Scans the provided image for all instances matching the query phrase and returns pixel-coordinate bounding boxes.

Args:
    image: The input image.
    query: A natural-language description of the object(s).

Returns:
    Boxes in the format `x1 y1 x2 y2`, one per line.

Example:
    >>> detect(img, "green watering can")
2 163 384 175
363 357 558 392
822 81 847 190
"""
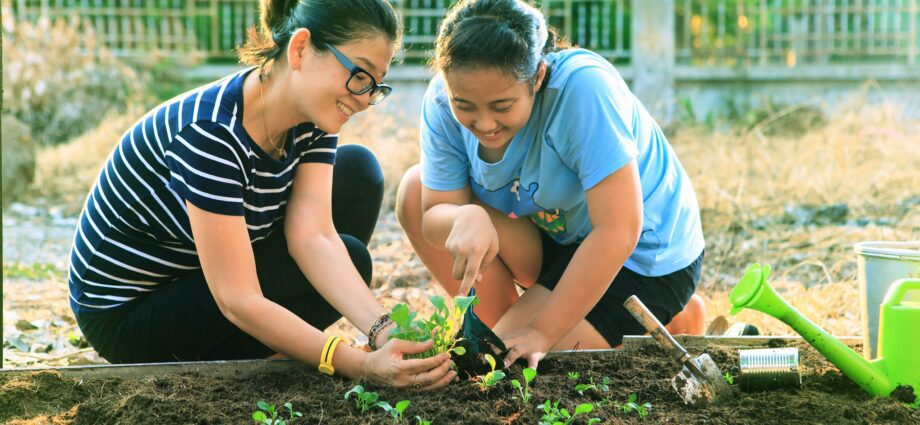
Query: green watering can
729 263 919 406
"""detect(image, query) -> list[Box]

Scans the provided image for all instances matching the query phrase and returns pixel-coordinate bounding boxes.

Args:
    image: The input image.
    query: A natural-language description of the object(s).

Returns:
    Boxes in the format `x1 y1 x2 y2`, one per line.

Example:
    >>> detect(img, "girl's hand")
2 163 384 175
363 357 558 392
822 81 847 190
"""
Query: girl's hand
362 339 457 391
498 326 551 370
446 206 499 297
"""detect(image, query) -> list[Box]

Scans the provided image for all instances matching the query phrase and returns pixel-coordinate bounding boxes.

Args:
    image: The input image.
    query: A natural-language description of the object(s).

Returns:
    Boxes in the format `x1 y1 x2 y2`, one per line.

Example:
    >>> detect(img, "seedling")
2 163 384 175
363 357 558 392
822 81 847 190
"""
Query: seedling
251 401 302 425
566 371 580 380
723 372 735 385
344 385 380 414
476 354 506 390
377 399 411 423
614 394 652 419
574 376 611 395
389 295 477 358
415 416 432 425
510 367 537 403
536 400 601 425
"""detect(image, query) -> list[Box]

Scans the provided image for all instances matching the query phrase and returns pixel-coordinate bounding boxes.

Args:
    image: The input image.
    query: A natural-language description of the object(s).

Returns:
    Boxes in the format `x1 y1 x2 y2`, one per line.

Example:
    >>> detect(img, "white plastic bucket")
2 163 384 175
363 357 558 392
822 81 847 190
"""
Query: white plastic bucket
854 241 920 359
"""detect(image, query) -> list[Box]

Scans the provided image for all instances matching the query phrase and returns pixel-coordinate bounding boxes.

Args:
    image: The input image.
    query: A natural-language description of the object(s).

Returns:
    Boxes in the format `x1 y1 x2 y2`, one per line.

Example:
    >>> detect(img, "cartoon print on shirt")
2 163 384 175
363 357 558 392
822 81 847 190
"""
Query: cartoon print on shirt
470 179 566 234
531 208 566 234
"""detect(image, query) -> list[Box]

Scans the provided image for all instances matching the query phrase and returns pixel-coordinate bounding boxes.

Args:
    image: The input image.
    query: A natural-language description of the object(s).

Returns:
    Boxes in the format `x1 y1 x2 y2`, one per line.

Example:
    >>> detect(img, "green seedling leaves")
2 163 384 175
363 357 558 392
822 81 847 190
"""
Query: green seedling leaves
566 371 580 380
537 399 600 425
511 367 537 403
377 399 411 423
388 295 477 359
615 393 652 419
345 385 380 414
252 400 302 425
415 416 432 425
476 354 506 390
724 372 735 385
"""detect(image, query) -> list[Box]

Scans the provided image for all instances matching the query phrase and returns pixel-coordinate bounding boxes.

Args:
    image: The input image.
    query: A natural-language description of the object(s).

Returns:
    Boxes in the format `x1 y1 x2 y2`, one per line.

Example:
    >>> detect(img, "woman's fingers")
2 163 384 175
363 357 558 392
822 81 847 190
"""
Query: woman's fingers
419 368 458 391
451 253 467 281
401 352 452 375
388 338 434 356
457 251 484 297
411 356 455 389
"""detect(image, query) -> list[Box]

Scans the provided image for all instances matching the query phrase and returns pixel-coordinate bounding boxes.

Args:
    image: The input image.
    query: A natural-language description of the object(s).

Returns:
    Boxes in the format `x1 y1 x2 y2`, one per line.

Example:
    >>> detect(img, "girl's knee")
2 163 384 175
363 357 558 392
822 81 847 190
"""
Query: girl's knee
336 144 384 189
395 164 422 230
341 234 373 285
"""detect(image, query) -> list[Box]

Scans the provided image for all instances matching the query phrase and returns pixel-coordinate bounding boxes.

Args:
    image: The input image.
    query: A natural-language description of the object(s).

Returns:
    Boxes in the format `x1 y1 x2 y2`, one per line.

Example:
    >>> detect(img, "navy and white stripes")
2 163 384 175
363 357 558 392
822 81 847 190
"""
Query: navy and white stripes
69 68 338 315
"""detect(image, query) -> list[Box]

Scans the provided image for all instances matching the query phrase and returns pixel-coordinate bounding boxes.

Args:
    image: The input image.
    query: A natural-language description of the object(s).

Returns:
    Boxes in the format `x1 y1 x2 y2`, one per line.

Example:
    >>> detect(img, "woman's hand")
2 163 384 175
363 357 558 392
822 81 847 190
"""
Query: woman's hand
445 205 499 297
362 339 456 391
498 326 552 370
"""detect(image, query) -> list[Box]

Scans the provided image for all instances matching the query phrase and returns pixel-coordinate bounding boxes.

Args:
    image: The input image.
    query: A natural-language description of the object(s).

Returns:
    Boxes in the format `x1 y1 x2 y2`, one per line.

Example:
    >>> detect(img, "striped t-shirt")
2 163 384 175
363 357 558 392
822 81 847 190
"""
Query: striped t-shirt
69 68 338 316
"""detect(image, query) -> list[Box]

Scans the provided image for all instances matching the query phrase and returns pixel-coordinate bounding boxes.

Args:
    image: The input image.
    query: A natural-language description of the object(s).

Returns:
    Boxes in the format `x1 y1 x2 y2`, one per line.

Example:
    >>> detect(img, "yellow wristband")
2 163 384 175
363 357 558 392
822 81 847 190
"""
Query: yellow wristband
318 336 341 376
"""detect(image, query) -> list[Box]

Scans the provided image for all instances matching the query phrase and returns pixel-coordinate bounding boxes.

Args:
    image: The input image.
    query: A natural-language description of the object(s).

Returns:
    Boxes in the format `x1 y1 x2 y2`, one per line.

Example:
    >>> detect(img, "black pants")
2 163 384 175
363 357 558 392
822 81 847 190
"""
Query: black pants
77 145 384 363
536 232 703 347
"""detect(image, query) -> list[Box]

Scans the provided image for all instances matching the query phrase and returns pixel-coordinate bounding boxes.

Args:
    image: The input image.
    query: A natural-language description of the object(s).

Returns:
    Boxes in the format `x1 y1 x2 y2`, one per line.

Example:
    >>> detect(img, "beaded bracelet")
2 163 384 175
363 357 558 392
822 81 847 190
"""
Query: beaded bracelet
367 313 393 351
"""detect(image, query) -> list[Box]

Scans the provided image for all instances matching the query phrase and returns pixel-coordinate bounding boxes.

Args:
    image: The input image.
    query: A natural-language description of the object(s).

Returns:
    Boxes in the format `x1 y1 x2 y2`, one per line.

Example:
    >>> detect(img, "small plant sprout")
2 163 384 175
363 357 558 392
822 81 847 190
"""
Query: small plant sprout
510 367 537 403
574 376 611 395
389 295 477 358
724 372 735 385
537 400 601 425
377 399 411 423
344 385 380 414
566 371 580 380
476 353 506 390
615 394 652 419
251 401 303 425
415 416 432 425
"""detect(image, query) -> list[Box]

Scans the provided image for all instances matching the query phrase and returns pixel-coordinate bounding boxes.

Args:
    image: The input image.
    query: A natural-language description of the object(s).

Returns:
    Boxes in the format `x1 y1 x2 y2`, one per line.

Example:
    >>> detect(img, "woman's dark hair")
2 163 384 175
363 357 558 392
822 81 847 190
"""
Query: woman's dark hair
238 0 401 77
433 0 568 83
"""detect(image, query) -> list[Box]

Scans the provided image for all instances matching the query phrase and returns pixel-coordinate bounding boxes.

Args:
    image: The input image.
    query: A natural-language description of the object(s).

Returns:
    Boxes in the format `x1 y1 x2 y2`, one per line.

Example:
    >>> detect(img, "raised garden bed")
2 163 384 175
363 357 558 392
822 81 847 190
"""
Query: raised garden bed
1 337 916 424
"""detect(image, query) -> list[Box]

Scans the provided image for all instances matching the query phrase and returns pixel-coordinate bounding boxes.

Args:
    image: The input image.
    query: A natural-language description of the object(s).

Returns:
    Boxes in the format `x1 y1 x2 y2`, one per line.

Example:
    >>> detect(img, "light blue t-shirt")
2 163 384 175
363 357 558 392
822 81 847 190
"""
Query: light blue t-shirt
420 49 704 277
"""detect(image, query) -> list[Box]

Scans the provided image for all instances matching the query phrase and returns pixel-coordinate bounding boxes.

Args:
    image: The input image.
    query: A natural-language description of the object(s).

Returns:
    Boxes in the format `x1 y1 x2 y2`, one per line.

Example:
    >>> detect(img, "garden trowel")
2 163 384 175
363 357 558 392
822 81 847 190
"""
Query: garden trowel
452 288 508 380
624 295 732 406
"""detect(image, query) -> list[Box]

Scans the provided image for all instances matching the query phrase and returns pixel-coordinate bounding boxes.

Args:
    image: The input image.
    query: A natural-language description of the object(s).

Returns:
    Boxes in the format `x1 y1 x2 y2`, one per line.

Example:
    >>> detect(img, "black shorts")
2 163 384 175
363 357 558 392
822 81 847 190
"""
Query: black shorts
535 232 703 347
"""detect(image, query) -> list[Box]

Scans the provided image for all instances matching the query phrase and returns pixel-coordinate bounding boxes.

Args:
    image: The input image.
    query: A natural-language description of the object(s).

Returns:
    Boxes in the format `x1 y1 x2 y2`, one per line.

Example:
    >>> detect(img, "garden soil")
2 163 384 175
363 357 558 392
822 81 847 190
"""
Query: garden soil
1 340 917 424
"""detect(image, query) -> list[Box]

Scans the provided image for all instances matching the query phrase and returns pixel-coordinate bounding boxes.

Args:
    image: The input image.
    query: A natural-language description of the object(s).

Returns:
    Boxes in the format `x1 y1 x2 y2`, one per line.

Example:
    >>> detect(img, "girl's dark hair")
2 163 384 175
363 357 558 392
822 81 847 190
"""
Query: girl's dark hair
433 0 568 83
238 0 401 77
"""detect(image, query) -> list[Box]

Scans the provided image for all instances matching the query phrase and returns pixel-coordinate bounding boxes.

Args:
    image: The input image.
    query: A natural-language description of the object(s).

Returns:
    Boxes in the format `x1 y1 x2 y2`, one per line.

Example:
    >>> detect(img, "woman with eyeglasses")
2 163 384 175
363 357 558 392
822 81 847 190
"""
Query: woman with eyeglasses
396 0 707 370
68 0 455 390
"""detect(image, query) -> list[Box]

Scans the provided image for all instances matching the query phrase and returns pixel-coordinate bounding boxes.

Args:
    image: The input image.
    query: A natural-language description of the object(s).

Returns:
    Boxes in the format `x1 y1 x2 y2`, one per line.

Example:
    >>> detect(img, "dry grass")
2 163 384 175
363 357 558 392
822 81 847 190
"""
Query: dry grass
29 109 142 211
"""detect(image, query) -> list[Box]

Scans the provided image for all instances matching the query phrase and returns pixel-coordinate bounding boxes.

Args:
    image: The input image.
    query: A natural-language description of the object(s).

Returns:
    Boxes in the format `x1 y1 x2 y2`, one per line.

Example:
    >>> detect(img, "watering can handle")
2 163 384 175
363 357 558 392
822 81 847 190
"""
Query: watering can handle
883 278 920 306
623 295 690 360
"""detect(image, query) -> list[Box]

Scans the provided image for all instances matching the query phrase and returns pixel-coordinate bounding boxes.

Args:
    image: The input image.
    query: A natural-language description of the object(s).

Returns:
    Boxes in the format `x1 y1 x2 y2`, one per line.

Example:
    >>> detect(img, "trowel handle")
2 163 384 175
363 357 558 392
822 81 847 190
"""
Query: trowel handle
623 295 690 360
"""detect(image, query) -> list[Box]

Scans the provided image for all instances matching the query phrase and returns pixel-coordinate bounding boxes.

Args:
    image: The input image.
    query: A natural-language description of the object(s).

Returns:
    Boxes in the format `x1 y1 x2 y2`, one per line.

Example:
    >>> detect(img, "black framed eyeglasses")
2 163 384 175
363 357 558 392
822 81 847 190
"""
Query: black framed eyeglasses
325 43 393 105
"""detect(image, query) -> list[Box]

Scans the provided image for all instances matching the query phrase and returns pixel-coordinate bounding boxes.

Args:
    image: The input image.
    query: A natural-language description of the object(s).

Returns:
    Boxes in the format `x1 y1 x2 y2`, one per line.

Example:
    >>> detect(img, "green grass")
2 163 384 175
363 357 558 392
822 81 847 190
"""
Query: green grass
2 262 64 280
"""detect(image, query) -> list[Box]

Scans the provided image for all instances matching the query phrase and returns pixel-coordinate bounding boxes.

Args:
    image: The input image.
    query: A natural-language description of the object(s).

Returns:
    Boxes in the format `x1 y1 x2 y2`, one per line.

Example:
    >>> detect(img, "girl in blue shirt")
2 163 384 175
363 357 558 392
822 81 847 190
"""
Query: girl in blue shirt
396 0 706 369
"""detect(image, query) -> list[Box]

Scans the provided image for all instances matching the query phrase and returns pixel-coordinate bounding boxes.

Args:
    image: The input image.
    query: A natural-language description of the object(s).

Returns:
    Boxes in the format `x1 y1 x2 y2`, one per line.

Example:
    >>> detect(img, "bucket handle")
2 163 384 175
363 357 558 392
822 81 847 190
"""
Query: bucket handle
882 278 920 307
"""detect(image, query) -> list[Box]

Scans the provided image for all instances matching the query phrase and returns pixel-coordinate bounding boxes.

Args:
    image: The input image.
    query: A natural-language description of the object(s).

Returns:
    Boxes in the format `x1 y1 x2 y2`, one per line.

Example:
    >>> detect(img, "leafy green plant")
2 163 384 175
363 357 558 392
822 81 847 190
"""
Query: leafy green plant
614 394 652 419
566 371 580 380
389 295 477 358
344 385 380 414
724 372 735 385
511 367 537 403
537 400 600 425
251 401 302 425
574 376 611 395
476 354 506 390
377 399 411 423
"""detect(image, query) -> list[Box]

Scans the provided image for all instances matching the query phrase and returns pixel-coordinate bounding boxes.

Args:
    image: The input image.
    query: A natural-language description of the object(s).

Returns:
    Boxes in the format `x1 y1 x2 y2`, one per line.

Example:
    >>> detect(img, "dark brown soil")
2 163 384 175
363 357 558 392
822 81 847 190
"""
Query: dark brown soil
1 341 917 424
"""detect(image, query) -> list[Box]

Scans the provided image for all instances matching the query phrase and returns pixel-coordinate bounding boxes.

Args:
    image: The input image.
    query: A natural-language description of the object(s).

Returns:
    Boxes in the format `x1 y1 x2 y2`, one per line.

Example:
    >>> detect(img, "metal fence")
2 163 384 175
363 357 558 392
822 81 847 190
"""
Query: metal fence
676 0 918 66
6 0 918 66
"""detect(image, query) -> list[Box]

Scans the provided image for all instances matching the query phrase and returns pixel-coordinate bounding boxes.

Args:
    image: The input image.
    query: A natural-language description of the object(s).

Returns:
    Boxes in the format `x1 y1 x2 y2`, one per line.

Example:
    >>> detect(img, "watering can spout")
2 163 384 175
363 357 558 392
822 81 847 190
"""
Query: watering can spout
729 264 896 399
